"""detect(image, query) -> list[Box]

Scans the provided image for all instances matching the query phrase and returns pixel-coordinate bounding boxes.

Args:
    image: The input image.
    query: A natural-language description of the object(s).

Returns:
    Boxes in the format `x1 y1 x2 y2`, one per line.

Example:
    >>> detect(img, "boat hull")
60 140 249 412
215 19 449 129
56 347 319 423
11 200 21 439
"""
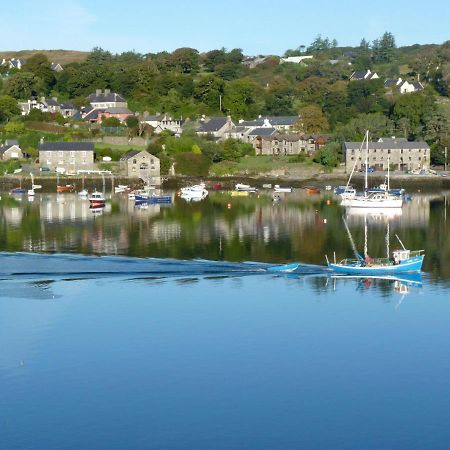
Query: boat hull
341 197 403 208
328 255 424 274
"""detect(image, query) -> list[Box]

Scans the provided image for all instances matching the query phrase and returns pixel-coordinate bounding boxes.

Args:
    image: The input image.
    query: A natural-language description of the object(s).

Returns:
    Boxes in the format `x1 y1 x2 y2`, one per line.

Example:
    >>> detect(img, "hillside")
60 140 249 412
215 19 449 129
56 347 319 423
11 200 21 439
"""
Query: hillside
0 50 89 65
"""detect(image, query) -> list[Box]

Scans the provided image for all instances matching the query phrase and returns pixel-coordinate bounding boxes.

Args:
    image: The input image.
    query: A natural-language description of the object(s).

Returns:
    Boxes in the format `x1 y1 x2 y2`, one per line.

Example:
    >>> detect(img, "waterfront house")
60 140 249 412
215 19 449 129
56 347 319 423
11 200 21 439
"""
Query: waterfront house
119 150 160 184
0 140 23 160
256 133 327 156
38 141 95 173
344 137 430 173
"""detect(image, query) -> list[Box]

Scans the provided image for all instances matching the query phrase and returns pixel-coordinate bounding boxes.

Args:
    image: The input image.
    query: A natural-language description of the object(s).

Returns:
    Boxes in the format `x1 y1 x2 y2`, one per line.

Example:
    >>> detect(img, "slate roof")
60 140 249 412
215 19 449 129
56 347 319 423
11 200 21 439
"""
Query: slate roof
264 116 298 126
46 98 60 107
5 139 19 146
345 140 430 150
39 142 95 152
239 119 264 127
60 102 77 110
83 108 104 121
198 117 229 132
88 92 126 103
248 127 277 136
120 150 142 161
0 144 20 155
351 71 367 80
413 82 424 90
384 79 397 87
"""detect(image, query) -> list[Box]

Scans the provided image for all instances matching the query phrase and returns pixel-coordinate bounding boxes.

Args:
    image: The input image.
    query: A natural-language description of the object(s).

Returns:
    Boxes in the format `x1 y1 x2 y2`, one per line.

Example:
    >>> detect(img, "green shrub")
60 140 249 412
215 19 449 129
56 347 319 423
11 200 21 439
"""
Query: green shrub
174 152 211 176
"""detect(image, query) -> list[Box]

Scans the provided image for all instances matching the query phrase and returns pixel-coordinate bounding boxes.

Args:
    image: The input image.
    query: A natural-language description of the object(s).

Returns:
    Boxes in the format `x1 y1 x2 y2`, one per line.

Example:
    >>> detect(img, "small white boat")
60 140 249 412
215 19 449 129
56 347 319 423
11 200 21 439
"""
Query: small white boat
180 187 209 202
273 185 293 193
180 183 206 195
78 189 89 197
325 185 332 191
114 184 130 194
235 183 257 192
27 189 35 197
89 191 106 205
341 192 403 208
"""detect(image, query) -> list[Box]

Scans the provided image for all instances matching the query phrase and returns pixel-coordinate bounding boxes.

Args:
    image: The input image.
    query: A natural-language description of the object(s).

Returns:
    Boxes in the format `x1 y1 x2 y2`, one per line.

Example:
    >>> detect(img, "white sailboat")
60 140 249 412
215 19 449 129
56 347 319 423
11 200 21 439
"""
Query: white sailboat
341 131 403 208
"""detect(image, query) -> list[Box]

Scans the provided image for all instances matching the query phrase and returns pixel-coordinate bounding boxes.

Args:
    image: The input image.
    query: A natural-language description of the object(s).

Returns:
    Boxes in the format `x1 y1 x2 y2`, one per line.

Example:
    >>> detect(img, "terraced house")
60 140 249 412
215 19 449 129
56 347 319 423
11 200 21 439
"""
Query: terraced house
38 142 95 173
344 137 430 173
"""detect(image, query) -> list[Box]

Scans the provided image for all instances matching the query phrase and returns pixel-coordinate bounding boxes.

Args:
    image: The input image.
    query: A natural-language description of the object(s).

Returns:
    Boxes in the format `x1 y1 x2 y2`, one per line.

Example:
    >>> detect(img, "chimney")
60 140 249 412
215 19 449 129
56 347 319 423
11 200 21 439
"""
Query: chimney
96 89 101 96
40 137 44 145
104 89 111 95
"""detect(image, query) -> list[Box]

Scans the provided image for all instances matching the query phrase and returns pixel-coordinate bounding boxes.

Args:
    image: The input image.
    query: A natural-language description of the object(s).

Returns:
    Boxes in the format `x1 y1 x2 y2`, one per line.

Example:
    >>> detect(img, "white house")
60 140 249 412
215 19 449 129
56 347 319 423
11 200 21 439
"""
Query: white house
279 55 313 64
87 89 128 109
0 140 23 160
384 78 424 94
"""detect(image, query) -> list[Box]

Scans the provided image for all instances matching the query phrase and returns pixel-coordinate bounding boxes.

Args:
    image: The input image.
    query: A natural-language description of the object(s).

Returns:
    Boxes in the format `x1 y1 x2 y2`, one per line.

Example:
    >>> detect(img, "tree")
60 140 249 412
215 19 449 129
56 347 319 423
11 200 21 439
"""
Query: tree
22 53 56 92
298 105 329 133
193 75 224 109
126 115 139 129
297 76 329 105
393 92 436 135
372 32 396 63
203 49 226 72
5 72 42 99
347 79 387 114
334 113 394 141
168 48 199 74
223 78 261 118
0 95 20 122
313 142 341 167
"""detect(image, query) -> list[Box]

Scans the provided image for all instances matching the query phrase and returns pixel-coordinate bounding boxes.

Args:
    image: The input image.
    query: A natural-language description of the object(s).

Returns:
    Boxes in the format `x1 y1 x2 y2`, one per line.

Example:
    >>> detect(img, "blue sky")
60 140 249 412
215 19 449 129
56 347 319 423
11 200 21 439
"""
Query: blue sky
3 0 449 54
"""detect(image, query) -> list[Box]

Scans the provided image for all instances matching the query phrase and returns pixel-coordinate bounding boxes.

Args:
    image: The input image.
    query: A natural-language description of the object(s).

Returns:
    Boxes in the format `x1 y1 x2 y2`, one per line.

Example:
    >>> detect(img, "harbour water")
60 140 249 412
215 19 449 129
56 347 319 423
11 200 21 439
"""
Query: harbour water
1 189 449 449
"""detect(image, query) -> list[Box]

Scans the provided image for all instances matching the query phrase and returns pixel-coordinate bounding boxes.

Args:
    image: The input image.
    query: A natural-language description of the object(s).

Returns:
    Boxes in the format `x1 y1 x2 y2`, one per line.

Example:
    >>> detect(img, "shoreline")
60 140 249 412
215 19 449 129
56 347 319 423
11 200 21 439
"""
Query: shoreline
1 172 449 193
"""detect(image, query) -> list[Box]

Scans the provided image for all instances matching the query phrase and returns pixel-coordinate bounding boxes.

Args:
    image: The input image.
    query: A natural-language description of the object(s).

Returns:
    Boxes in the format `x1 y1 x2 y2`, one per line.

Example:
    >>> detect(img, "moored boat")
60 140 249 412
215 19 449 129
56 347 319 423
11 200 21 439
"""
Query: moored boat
89 191 106 206
235 183 258 192
57 184 74 193
274 185 293 193
304 186 320 195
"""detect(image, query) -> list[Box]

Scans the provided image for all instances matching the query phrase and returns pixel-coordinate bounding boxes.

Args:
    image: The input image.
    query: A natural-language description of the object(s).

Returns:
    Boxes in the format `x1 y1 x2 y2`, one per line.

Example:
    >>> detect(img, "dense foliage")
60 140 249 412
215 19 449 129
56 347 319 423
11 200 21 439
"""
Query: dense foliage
0 33 449 167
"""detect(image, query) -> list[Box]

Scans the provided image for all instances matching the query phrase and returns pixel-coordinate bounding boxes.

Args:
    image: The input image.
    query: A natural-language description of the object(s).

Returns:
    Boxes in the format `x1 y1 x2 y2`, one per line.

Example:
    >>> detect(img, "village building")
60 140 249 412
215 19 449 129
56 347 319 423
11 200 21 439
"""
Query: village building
119 150 160 183
384 77 424 94
256 133 327 156
197 116 235 139
97 107 134 123
0 140 23 160
344 137 430 173
143 113 184 134
19 97 79 117
87 89 128 109
38 141 95 173
279 55 313 64
350 69 379 81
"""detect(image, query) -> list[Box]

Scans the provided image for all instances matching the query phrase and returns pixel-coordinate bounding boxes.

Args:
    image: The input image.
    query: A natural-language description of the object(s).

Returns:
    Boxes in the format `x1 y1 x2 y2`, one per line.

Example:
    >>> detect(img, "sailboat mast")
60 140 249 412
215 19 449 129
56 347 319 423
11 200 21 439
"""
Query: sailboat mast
387 155 390 191
365 130 369 193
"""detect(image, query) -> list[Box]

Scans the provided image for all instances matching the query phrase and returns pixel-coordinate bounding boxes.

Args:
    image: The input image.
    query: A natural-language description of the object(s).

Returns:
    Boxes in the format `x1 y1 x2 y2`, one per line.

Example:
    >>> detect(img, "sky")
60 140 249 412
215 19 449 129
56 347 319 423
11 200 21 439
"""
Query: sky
2 0 449 55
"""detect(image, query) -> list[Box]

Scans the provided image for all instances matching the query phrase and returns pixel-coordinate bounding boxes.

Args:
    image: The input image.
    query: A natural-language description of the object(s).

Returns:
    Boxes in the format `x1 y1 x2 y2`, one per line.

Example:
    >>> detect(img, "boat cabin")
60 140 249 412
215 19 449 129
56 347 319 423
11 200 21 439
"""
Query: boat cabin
393 249 410 264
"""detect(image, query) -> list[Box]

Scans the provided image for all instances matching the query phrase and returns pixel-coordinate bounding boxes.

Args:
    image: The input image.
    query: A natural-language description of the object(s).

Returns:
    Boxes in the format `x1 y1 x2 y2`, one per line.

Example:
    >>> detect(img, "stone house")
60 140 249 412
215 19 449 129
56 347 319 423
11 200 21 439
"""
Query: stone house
119 150 160 184
0 140 23 160
344 137 430 173
38 142 95 173
257 134 327 156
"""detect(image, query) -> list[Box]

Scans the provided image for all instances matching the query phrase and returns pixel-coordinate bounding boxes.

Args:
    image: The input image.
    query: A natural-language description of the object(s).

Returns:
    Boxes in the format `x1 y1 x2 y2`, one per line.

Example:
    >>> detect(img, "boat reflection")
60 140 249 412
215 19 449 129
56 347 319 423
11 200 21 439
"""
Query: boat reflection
330 272 423 294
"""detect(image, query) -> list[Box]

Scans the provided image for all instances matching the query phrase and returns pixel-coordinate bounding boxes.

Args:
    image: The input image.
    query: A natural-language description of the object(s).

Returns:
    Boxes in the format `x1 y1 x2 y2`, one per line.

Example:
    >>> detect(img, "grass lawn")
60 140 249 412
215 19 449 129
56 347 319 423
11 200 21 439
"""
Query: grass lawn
95 142 146 151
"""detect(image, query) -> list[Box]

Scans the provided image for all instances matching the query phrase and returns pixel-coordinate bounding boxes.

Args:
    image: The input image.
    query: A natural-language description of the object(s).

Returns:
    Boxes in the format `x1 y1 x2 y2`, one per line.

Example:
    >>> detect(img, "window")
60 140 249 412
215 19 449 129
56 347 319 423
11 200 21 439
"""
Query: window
58 151 63 157
82 159 86 165
82 151 87 157
70 151 75 157
47 151 51 156
133 159 137 164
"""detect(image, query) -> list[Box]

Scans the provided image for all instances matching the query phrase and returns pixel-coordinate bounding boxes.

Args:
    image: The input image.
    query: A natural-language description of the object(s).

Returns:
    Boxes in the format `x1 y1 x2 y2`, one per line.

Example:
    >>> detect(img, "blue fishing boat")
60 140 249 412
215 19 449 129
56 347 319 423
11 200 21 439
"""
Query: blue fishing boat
327 215 424 275
327 249 424 275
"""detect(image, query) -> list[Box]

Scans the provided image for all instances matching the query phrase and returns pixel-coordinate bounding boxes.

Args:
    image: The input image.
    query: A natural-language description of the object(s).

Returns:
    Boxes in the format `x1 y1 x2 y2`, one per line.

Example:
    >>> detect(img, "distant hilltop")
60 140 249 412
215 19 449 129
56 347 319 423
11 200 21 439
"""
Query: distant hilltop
0 50 89 65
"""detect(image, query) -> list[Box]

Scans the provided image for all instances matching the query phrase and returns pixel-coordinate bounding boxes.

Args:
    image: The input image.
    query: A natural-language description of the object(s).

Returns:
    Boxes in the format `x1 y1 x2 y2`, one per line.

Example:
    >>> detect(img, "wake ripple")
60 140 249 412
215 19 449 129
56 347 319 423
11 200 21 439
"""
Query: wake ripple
0 252 328 279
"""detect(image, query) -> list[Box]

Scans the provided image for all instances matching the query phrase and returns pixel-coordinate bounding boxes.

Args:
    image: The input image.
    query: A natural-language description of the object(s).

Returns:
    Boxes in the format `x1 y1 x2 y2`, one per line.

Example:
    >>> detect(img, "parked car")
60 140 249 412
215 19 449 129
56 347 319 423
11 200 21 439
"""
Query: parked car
359 166 375 173
40 167 50 172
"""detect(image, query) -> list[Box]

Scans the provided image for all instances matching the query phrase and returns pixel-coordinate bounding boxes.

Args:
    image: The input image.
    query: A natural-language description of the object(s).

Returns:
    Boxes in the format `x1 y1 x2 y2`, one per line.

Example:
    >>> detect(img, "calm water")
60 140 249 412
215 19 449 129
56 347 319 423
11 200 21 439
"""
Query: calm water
1 189 450 449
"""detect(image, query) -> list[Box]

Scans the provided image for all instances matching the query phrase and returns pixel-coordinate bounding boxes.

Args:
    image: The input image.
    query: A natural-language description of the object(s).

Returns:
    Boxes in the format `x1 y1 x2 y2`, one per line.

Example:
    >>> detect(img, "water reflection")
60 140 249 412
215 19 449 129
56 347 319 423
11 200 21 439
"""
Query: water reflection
0 190 449 280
